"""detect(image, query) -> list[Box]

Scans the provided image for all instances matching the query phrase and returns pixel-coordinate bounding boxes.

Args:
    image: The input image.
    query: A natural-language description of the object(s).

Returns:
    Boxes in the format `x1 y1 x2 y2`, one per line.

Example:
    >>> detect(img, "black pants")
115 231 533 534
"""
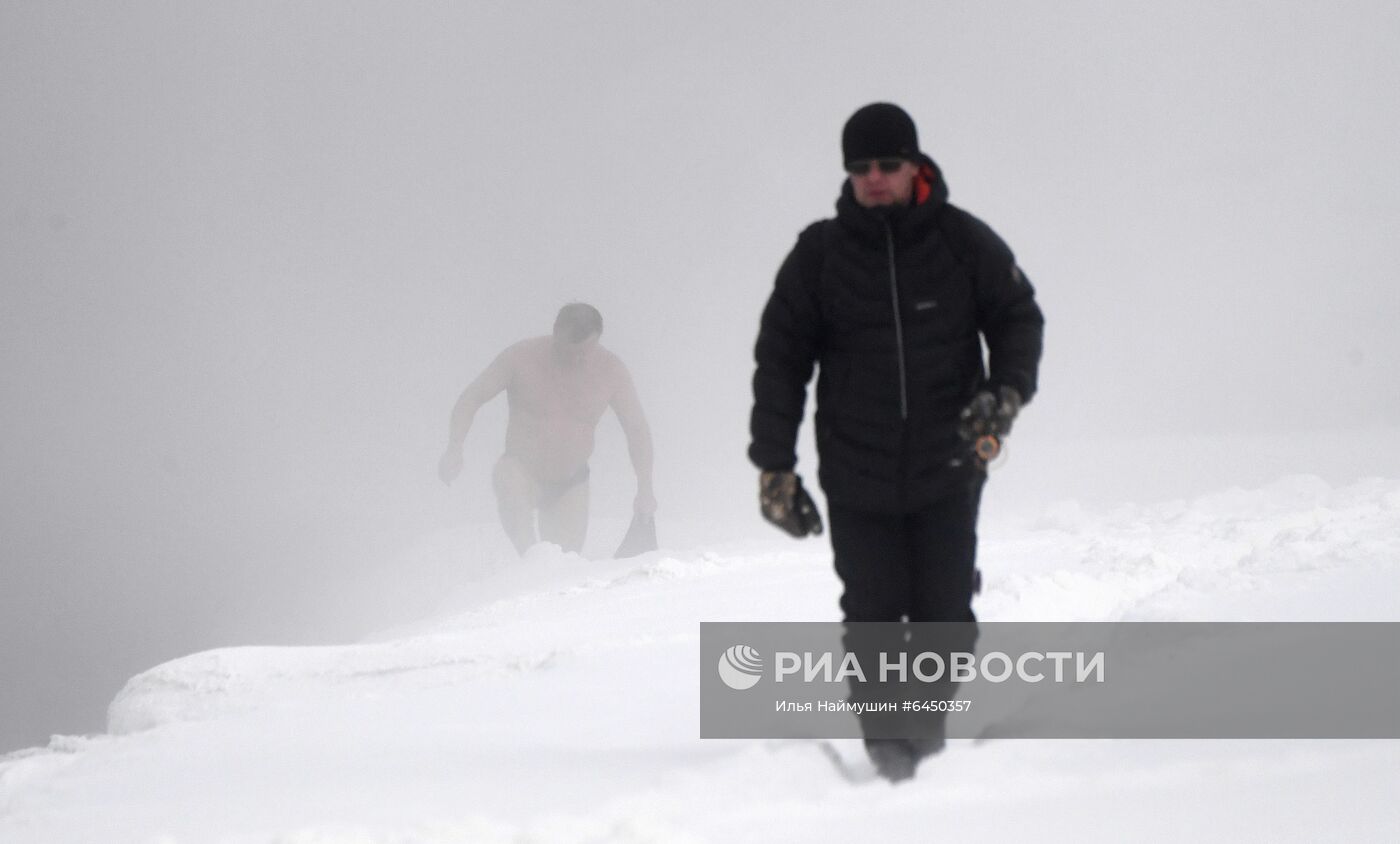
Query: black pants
830 476 984 741
829 475 984 624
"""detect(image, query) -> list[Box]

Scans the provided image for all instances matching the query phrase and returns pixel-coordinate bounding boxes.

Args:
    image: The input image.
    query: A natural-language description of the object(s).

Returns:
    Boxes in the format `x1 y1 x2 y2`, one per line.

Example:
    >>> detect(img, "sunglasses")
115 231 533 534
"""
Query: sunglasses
845 157 907 176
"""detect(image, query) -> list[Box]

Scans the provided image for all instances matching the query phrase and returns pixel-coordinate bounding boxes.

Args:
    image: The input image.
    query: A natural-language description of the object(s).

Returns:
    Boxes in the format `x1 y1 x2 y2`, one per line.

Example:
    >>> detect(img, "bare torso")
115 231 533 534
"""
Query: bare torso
502 337 622 484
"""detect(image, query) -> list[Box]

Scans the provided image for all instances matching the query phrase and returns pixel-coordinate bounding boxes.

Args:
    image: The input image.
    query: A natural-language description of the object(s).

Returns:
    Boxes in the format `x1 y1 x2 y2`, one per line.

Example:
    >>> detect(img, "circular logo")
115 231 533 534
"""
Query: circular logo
717 644 764 690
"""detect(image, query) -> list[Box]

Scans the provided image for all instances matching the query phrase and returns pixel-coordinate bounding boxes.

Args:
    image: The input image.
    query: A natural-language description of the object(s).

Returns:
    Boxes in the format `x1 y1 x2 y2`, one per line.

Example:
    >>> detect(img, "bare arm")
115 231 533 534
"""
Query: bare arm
610 362 656 514
438 349 513 484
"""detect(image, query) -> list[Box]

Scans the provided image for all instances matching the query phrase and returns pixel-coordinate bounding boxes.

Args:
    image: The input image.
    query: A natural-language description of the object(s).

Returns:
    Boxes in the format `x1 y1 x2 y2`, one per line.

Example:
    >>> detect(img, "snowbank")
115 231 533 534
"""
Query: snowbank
3 476 1399 842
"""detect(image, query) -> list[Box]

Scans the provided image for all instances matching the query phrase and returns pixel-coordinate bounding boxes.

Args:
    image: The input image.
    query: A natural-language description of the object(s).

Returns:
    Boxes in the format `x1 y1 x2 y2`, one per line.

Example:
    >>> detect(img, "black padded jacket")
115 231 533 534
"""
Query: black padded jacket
749 158 1045 513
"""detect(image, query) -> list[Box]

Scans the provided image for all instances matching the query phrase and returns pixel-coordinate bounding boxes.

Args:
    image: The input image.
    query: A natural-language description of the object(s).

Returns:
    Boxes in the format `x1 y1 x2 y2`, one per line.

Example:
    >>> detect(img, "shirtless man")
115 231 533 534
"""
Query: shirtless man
437 303 656 555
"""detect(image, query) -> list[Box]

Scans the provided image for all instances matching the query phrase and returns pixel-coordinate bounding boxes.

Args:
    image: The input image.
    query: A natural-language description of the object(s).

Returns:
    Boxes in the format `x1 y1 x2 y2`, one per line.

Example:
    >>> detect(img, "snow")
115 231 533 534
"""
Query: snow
3 474 1400 842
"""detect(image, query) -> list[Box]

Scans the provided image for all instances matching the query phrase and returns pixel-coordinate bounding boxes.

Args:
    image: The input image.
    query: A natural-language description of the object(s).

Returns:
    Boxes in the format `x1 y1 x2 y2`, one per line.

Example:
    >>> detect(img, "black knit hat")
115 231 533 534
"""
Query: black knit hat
841 102 920 165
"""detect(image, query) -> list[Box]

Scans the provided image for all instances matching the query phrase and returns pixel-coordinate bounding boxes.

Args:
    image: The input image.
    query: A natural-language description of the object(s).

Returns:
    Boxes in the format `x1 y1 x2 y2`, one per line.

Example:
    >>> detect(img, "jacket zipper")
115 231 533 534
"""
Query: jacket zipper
883 221 909 421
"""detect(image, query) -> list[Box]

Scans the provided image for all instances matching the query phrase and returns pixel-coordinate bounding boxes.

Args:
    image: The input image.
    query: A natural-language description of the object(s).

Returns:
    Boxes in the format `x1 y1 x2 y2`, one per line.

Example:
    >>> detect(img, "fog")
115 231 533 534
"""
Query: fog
4 1 1399 753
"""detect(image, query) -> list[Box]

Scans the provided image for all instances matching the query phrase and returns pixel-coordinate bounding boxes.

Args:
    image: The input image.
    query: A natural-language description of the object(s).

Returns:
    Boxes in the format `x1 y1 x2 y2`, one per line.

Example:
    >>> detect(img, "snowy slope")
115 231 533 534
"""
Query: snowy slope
3 475 1400 843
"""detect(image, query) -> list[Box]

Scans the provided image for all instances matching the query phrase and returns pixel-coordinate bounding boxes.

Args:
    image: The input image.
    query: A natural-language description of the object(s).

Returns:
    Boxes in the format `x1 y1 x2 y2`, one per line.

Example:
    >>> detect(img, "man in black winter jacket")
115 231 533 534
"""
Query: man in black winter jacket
748 102 1044 781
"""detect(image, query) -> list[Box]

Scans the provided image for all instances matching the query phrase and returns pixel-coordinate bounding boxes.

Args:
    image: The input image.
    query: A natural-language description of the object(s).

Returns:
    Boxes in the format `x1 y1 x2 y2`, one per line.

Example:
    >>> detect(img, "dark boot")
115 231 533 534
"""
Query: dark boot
909 708 948 764
909 735 945 764
864 739 916 783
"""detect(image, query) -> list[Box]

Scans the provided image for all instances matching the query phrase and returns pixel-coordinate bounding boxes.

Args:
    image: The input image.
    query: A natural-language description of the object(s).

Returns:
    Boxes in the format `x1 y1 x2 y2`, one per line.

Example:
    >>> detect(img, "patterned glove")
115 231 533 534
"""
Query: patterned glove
958 386 1022 441
759 470 824 538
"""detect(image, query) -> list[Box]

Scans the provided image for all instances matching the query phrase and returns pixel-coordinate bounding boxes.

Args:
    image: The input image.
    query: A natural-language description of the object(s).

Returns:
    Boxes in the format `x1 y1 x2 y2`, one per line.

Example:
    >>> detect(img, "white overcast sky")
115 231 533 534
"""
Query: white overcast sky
3 1 1399 751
